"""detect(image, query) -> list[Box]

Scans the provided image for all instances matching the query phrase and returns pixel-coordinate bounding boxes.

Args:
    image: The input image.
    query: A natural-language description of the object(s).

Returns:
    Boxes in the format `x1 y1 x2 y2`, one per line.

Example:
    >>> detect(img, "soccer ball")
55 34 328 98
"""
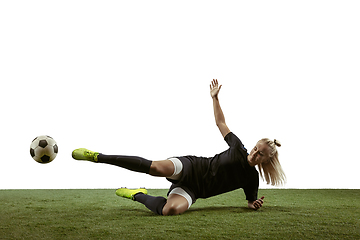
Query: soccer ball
30 135 58 164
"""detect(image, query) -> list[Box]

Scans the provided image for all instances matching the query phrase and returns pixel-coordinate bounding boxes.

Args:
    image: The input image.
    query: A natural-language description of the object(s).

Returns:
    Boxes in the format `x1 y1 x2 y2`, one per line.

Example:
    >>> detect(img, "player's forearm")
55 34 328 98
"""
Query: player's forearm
213 97 226 125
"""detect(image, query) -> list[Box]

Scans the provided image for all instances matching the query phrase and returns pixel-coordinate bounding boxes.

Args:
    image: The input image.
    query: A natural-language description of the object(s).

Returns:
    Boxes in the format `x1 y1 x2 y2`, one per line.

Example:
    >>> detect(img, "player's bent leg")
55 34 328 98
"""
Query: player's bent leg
162 194 189 216
133 192 167 215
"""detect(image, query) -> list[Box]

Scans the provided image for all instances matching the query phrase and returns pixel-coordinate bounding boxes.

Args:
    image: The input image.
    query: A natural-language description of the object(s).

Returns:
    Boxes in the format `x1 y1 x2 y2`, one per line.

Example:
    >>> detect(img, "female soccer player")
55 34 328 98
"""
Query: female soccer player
72 79 285 216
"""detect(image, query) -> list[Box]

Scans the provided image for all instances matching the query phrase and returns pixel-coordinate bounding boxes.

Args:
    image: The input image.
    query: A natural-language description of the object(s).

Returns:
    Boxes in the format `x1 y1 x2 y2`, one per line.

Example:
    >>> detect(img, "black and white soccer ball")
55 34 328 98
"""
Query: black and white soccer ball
30 135 58 164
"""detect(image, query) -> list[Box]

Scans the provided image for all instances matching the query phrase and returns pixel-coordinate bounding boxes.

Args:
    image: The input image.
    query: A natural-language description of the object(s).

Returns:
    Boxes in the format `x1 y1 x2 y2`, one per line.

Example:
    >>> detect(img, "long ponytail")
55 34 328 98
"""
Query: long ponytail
257 138 286 186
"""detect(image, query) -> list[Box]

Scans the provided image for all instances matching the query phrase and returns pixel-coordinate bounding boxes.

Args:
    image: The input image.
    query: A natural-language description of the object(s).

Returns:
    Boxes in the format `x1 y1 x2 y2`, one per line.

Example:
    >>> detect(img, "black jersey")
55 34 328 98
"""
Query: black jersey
167 132 259 202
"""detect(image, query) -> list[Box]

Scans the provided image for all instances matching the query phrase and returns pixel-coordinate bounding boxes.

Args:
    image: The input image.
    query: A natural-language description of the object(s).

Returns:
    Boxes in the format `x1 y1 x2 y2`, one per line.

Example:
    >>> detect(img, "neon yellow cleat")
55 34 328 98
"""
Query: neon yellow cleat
72 148 99 162
115 188 148 200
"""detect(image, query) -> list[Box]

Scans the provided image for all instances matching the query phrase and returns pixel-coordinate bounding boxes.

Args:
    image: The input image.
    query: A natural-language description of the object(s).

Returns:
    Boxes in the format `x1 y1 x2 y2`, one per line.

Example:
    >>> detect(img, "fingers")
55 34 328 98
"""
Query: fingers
211 79 218 89
254 201 262 209
254 197 265 209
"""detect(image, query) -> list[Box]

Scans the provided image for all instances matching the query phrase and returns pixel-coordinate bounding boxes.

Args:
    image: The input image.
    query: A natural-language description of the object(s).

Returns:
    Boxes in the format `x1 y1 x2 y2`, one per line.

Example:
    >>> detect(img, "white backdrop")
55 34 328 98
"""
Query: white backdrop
1 1 359 190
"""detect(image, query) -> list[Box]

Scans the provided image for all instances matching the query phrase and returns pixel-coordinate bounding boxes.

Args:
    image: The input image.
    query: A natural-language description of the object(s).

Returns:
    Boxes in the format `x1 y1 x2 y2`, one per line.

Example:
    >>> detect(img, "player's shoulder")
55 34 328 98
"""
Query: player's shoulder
225 132 242 145
225 132 248 153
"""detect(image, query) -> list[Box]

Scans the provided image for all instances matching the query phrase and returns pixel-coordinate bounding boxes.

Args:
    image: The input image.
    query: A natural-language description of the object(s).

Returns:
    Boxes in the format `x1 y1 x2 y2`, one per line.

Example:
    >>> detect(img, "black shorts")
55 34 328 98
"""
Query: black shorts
166 156 197 204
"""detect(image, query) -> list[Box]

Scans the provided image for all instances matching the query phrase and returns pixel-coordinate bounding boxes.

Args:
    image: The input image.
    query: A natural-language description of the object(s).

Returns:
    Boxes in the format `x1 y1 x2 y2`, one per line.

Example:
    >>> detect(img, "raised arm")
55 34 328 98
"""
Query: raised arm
210 79 231 138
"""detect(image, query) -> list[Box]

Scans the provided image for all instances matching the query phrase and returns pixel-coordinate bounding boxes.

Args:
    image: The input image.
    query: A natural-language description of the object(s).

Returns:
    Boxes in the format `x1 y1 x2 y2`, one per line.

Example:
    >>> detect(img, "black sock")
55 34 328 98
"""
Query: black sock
134 193 167 215
97 154 152 174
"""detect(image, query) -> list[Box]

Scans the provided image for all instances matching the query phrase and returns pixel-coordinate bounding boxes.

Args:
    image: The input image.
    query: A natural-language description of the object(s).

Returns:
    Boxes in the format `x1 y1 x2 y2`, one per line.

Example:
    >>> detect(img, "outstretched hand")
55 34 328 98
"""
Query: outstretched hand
210 79 222 99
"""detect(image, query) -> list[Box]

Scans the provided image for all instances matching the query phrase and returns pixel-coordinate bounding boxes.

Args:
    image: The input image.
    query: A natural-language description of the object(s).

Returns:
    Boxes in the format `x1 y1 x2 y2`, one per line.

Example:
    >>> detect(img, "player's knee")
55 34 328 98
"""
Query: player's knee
149 162 164 176
149 161 173 177
162 203 184 216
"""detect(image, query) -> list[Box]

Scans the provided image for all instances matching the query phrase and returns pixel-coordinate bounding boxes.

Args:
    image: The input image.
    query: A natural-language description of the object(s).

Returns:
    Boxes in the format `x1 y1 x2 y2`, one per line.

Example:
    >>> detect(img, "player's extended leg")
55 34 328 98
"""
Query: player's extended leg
149 160 176 177
72 148 175 177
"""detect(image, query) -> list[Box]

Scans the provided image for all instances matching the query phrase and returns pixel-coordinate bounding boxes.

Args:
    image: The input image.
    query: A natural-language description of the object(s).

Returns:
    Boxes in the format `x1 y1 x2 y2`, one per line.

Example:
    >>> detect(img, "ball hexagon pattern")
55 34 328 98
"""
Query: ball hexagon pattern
30 135 58 164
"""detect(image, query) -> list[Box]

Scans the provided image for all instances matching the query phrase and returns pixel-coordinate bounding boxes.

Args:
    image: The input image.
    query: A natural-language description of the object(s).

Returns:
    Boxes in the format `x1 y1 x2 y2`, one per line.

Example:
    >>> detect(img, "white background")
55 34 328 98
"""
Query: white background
1 1 359 190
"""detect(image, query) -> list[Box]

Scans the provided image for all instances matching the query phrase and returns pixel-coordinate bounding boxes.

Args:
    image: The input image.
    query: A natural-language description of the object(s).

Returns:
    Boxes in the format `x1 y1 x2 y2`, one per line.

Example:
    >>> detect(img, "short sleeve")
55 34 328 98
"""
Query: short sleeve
224 132 247 152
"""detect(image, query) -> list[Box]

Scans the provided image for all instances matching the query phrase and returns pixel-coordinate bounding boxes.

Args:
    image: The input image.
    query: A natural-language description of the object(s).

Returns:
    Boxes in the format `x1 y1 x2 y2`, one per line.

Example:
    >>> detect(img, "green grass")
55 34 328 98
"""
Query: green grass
0 189 359 239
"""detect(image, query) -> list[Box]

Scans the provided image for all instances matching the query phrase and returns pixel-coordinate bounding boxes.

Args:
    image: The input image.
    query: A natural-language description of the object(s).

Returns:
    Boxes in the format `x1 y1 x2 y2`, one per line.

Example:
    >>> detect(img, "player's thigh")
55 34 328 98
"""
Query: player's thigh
149 160 174 177
162 194 189 216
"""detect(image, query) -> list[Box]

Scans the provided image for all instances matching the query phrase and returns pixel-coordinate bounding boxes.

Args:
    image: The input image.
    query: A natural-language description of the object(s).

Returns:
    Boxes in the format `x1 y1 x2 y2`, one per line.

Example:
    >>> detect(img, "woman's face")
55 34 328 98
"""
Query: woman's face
247 141 270 167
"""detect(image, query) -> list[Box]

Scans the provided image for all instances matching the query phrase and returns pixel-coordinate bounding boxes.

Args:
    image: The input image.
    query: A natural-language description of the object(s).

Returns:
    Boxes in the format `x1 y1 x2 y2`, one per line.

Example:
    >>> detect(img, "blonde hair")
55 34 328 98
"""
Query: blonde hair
257 138 286 186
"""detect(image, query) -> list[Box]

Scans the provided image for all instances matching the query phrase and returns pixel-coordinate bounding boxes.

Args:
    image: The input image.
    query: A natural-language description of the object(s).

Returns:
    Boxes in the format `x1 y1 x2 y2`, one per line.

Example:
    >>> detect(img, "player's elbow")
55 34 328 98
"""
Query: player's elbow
216 121 226 128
